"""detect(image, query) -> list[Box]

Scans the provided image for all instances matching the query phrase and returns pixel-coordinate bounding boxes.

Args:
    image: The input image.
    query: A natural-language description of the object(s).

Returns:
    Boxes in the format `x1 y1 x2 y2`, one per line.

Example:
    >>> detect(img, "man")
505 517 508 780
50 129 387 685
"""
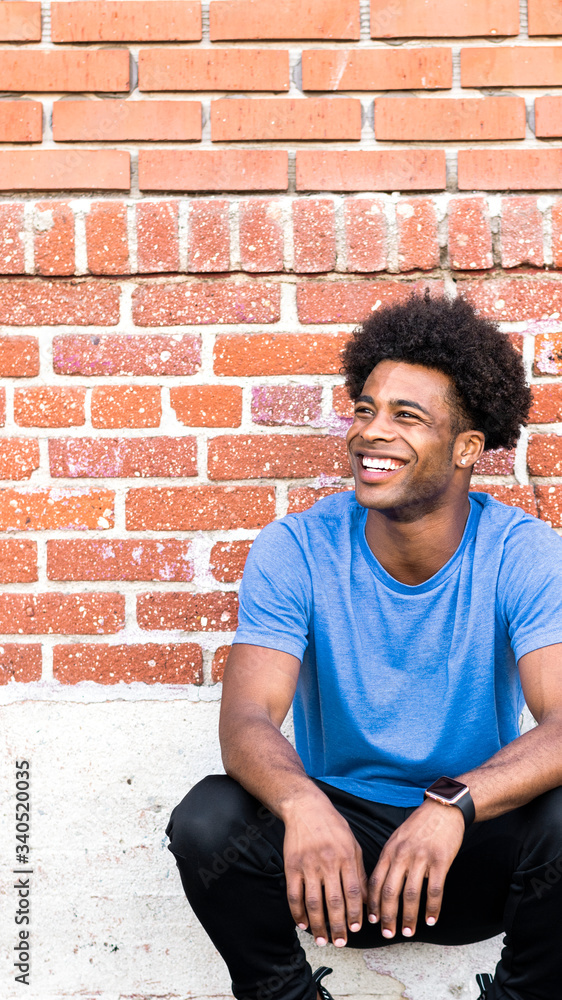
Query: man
167 294 562 1000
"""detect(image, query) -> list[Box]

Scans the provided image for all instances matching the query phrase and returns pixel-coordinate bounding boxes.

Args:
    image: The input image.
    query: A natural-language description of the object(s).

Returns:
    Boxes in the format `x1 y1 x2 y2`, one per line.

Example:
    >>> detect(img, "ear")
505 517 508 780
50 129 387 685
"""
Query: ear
455 431 486 470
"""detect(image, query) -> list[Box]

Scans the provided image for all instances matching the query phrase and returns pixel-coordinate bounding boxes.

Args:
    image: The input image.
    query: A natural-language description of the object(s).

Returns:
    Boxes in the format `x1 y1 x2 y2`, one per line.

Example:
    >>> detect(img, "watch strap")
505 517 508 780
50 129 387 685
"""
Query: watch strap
452 788 475 829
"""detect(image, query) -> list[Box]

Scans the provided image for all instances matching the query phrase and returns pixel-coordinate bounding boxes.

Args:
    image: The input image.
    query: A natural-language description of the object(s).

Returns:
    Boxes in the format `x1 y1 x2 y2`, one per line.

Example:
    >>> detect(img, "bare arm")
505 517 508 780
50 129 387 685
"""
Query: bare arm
369 643 562 941
219 643 367 946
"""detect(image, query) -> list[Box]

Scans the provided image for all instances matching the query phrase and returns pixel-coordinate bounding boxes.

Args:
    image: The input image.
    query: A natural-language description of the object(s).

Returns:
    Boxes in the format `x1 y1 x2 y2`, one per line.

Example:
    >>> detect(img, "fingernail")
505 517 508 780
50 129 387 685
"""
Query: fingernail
334 938 346 948
382 929 394 939
350 922 361 933
297 923 308 931
368 914 378 924
402 927 412 937
426 917 436 926
315 937 327 947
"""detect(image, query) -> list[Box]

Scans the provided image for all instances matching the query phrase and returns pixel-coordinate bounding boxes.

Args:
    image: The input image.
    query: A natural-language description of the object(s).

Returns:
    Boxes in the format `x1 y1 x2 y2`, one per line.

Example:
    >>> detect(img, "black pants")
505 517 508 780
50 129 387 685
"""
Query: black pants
166 775 562 1000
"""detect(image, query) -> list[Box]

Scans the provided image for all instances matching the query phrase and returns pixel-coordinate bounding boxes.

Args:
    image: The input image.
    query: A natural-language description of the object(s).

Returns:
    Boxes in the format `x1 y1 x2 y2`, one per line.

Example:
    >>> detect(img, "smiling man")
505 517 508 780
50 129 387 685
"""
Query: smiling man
166 294 562 1000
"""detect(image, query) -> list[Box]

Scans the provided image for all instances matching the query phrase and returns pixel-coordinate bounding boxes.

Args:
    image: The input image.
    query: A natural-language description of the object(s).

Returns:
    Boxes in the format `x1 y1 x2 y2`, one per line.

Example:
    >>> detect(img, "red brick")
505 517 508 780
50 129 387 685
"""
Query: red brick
85 202 129 275
0 487 114 531
296 150 446 193
448 197 492 271
139 48 289 92
501 197 543 269
0 3 41 41
53 642 202 685
458 150 562 192
528 0 562 36
371 0 519 37
0 101 42 143
210 0 359 40
210 541 252 583
472 484 537 516
344 199 387 273
251 385 322 426
396 198 439 272
509 332 524 355
0 540 37 583
139 150 288 192
296 280 439 324
133 281 280 326
53 333 200 376
214 332 349 376
212 98 361 141
211 644 230 682
0 593 124 635
0 50 129 92
302 47 451 91
375 96 524 141
462 47 562 87
239 199 283 273
0 387 5 427
49 437 197 479
137 591 238 632
208 434 349 480
460 279 562 321
51 1 202 41
0 439 40 480
0 205 25 275
535 486 562 528
332 384 353 419
293 200 336 273
0 280 119 326
528 434 562 476
0 151 130 193
126 485 275 531
91 386 162 428
530 384 562 423
136 202 179 273
287 485 352 514
188 200 230 273
474 448 515 475
14 387 84 428
170 385 242 427
47 539 194 582
0 645 41 684
33 201 75 277
52 100 201 142
535 97 562 139
551 202 562 271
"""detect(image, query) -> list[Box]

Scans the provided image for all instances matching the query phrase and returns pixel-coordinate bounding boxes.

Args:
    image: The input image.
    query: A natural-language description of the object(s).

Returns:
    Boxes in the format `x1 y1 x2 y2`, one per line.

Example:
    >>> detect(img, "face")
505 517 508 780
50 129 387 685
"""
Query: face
346 360 464 518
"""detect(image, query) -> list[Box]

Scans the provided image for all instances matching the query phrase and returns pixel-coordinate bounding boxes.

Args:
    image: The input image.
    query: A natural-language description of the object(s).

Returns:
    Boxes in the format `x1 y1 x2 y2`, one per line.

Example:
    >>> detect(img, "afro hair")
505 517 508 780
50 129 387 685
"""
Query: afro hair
341 292 532 452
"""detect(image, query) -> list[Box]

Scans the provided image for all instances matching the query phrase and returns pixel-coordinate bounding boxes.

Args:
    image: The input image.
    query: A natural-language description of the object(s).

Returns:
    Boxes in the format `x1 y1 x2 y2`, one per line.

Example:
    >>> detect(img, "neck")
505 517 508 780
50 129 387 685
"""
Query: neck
364 492 472 586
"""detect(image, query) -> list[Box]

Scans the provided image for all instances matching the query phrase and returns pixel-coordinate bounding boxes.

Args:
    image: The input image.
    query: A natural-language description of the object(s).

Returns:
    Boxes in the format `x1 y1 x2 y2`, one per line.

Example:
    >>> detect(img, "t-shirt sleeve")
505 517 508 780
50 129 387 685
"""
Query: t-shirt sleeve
498 516 562 662
233 517 312 661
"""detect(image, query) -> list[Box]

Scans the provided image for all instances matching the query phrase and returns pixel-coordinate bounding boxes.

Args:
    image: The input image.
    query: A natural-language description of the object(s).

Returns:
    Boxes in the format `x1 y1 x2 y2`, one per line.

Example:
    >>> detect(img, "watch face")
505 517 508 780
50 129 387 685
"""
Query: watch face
427 776 467 800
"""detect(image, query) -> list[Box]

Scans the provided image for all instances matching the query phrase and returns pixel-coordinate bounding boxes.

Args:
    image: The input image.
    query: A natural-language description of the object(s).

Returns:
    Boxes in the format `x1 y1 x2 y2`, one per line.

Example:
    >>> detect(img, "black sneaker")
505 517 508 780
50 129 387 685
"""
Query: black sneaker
476 972 494 998
312 966 334 1000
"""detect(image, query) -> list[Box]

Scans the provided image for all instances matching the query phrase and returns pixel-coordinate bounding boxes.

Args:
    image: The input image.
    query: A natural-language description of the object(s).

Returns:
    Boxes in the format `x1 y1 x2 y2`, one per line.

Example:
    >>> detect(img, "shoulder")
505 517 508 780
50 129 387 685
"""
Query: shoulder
249 489 360 555
470 489 562 564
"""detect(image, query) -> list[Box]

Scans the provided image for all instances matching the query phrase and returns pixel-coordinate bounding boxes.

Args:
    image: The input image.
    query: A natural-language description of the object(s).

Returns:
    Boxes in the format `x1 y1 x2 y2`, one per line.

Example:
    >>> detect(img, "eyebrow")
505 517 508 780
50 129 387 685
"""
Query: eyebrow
355 394 432 418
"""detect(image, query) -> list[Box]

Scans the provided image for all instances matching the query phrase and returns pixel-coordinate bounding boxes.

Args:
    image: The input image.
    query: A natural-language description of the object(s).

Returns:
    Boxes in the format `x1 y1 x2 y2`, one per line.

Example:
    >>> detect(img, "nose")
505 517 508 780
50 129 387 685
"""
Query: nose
359 410 395 443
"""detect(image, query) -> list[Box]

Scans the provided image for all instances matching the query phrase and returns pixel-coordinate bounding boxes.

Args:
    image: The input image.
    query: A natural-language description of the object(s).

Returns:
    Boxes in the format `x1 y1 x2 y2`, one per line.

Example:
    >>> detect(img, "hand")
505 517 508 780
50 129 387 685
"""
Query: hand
282 792 368 947
368 799 465 939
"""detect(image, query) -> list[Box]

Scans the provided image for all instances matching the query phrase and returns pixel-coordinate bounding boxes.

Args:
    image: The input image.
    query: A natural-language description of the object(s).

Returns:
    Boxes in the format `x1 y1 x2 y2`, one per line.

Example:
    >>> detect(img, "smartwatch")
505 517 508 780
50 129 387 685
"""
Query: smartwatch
424 776 475 829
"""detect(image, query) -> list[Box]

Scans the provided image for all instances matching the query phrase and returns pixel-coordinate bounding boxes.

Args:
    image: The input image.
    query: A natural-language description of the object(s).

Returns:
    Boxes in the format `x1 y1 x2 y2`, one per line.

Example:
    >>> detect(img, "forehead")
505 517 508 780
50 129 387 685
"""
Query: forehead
361 360 454 411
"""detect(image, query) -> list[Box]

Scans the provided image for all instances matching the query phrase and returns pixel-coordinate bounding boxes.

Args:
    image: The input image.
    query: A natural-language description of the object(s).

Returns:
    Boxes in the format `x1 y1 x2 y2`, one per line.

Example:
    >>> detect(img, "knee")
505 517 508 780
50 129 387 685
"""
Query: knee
521 786 562 867
166 774 257 861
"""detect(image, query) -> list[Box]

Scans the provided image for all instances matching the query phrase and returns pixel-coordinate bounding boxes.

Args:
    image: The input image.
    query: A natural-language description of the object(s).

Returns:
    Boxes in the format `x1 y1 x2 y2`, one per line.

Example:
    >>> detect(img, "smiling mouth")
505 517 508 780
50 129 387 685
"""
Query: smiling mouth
357 455 408 481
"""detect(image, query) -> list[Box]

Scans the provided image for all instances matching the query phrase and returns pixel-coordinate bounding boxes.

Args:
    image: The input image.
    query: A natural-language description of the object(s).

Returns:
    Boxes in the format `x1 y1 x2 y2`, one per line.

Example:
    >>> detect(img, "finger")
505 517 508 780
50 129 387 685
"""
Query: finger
286 871 308 931
425 864 447 928
379 869 407 940
367 854 391 926
323 875 348 947
303 876 328 945
341 853 367 935
400 867 426 938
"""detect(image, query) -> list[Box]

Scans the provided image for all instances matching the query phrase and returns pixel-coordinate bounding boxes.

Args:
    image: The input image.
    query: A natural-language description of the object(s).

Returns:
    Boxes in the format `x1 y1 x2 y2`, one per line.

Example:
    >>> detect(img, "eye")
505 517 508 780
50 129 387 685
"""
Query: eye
396 410 418 420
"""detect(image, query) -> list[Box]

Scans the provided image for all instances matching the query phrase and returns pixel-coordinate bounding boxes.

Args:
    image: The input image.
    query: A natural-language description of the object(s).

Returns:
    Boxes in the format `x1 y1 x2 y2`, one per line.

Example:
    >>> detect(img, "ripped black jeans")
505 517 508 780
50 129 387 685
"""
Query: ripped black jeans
166 775 562 1000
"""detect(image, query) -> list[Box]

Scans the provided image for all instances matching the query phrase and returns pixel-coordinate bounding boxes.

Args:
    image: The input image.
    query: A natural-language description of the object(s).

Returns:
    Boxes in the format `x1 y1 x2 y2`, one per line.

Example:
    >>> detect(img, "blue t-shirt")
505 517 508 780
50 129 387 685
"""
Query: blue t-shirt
233 491 562 807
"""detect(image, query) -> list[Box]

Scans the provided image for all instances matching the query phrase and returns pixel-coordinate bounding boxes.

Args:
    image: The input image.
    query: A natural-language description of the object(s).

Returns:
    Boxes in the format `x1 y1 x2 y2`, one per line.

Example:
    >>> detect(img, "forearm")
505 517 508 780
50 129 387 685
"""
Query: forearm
220 708 327 821
457 711 562 822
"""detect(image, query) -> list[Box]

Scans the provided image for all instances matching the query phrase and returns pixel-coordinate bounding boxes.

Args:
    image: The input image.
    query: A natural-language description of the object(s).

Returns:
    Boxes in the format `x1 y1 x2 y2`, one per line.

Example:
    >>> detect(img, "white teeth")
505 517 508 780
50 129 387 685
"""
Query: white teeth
362 456 403 471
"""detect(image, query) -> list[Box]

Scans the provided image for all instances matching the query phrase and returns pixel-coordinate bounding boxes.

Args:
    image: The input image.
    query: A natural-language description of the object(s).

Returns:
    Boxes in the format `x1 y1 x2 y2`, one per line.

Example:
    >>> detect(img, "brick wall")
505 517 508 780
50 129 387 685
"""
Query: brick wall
2 0 562 688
